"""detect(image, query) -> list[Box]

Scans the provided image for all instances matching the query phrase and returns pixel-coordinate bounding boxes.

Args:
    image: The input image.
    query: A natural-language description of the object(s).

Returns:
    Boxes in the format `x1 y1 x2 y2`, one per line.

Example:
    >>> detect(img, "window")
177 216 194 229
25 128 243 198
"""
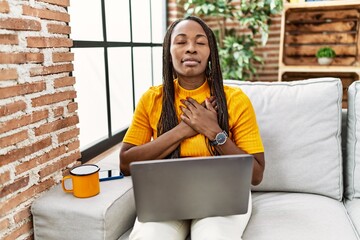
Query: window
68 0 166 162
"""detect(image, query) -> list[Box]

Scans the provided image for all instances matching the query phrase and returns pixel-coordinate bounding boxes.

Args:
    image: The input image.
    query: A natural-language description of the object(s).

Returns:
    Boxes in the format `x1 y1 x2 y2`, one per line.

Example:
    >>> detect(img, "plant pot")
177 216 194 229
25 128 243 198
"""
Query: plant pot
317 57 333 65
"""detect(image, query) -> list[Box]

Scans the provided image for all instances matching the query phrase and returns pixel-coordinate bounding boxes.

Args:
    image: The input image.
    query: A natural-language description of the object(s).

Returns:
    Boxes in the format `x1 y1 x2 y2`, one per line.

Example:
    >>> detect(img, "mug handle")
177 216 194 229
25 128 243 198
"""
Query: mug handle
62 176 73 193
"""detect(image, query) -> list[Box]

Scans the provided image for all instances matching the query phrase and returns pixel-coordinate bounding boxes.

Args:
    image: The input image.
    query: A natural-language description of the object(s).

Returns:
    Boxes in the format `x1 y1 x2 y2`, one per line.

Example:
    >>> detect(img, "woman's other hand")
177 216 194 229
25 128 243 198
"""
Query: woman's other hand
180 97 221 140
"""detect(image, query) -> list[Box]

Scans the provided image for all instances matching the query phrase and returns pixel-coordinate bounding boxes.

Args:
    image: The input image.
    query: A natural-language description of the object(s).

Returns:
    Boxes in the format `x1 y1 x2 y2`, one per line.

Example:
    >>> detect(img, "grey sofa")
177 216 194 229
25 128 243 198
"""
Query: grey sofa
32 78 360 240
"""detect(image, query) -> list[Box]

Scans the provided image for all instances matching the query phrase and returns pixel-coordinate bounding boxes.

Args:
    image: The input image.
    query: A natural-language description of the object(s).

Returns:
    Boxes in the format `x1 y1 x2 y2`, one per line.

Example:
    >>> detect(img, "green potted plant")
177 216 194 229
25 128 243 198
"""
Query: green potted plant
316 47 336 65
180 0 283 80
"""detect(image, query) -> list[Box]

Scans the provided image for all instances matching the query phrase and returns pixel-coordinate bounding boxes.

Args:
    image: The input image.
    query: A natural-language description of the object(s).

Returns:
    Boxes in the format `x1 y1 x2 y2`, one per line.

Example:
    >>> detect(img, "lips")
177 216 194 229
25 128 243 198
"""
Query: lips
181 58 200 66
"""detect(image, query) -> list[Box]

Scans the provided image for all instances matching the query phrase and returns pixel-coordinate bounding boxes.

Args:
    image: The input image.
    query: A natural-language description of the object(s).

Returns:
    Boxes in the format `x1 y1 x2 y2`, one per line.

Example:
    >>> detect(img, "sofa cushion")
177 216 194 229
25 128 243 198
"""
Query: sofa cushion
118 193 358 240
345 199 360 238
32 176 136 240
225 78 343 200
345 80 360 199
243 192 358 240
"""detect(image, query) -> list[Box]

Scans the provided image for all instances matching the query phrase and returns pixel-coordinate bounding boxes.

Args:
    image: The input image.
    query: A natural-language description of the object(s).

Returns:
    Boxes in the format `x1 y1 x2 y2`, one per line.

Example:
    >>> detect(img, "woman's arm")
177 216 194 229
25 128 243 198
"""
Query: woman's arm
212 142 265 186
120 120 197 175
120 97 217 175
180 97 265 185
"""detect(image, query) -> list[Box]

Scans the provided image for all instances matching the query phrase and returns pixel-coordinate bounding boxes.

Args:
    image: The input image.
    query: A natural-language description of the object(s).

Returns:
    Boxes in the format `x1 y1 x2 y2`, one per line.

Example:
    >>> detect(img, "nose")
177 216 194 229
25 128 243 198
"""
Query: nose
186 42 197 54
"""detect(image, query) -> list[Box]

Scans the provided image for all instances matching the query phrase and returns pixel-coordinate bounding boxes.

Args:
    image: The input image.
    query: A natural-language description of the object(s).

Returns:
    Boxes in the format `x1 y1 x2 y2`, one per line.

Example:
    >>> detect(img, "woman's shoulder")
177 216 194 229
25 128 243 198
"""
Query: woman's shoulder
141 84 163 100
223 84 251 104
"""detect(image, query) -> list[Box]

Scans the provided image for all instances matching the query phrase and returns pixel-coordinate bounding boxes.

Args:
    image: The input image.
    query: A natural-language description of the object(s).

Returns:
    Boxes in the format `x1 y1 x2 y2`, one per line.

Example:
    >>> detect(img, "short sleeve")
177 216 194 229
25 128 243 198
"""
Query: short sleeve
123 94 153 146
227 88 264 154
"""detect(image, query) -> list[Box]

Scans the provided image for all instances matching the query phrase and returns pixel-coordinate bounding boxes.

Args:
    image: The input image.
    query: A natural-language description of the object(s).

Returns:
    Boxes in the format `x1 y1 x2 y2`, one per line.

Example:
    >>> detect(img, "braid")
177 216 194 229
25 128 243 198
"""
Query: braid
157 16 229 158
157 19 181 159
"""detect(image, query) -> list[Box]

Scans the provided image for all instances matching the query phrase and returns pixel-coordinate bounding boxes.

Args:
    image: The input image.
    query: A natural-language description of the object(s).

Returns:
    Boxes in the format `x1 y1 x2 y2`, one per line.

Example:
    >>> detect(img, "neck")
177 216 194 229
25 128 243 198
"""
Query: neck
177 75 206 90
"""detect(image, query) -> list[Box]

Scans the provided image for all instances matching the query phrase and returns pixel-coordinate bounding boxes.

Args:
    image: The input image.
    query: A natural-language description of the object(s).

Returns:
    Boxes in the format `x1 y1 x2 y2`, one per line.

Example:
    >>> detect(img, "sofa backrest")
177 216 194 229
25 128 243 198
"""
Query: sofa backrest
345 80 360 200
225 78 343 200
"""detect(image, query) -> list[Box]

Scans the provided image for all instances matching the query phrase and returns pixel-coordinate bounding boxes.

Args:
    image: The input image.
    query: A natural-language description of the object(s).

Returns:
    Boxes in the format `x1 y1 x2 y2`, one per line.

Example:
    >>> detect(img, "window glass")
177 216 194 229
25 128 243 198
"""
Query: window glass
108 47 134 134
105 0 131 42
151 0 166 43
133 47 153 104
152 47 163 86
68 0 103 41
72 48 108 150
131 0 151 42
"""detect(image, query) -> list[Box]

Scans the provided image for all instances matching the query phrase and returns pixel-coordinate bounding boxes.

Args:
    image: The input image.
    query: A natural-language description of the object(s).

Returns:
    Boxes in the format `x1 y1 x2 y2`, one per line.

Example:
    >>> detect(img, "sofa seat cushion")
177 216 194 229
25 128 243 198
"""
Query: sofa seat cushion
225 78 343 200
345 199 360 238
32 176 136 240
346 80 360 199
243 192 358 240
119 192 358 240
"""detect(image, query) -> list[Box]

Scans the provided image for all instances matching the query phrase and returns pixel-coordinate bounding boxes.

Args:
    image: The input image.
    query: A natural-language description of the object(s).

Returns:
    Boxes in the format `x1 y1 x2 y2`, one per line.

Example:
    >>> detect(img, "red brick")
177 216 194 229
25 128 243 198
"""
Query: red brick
37 0 69 7
3 218 32 240
58 128 79 143
30 63 73 76
0 178 55 217
35 115 79 136
0 68 18 81
54 76 75 88
0 0 9 13
0 176 30 198
32 90 76 107
39 151 80 179
0 109 48 134
16 146 67 174
0 52 26 64
52 52 74 63
14 205 31 223
22 5 70 22
0 34 18 45
0 100 26 117
66 139 80 152
0 171 11 186
62 160 81 176
0 137 52 167
0 218 10 232
0 18 41 31
67 102 78 113
0 130 28 148
0 81 46 99
47 23 71 34
27 37 73 48
53 106 64 117
26 52 44 63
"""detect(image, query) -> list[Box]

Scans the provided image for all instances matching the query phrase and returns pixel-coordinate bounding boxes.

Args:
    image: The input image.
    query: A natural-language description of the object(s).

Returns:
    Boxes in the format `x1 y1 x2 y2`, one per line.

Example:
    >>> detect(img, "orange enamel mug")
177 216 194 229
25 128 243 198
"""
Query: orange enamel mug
62 164 100 198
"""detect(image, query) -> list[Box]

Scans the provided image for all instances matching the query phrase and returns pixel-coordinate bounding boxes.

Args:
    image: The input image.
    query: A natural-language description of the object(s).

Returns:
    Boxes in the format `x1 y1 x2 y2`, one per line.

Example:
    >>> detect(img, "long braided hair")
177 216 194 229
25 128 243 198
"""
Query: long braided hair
157 16 229 158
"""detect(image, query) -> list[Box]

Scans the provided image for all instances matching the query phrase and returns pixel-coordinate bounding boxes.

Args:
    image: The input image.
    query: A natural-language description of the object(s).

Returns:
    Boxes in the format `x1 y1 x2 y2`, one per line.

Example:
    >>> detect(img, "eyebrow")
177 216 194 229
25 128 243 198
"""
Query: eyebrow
174 33 207 39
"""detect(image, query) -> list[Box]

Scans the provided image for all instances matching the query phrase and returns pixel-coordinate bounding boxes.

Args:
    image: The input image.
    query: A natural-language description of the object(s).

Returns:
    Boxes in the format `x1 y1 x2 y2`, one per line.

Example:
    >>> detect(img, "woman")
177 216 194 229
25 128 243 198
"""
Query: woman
120 16 265 240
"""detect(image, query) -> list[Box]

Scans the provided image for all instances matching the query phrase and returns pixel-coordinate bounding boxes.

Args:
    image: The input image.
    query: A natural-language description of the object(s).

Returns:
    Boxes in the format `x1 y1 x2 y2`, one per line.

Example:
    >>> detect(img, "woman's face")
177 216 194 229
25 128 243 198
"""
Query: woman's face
170 20 210 80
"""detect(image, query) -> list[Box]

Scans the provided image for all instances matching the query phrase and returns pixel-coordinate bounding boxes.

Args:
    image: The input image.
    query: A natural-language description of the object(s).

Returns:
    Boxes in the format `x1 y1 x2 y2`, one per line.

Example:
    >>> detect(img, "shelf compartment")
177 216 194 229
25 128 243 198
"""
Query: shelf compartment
281 72 359 108
282 7 360 66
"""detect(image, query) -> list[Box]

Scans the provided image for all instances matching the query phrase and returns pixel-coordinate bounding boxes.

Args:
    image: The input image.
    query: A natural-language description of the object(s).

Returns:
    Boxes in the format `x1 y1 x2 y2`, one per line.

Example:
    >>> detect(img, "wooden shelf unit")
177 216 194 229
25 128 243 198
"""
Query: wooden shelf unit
278 0 360 107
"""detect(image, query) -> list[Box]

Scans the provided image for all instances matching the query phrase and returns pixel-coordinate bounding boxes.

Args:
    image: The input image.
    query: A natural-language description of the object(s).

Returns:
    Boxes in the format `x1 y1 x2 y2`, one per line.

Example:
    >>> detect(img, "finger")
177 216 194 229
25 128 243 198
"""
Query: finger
181 99 196 112
180 114 190 125
180 106 191 117
186 97 201 108
201 96 216 107
205 98 215 111
208 96 216 103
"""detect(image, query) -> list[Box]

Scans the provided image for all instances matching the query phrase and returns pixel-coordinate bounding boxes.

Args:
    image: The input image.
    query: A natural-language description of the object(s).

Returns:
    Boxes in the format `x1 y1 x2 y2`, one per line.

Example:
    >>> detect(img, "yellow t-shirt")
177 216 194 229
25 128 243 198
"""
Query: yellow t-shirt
123 79 264 156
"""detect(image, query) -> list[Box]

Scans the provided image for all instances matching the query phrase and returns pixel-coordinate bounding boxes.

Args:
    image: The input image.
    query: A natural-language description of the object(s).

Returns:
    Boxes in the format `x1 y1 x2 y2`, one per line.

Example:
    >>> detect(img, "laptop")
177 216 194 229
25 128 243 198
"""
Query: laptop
130 154 253 222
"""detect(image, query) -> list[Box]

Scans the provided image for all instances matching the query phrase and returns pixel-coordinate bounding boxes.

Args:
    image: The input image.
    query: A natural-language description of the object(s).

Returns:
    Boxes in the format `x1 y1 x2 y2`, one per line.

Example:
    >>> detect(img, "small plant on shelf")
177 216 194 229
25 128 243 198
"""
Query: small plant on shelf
316 47 336 65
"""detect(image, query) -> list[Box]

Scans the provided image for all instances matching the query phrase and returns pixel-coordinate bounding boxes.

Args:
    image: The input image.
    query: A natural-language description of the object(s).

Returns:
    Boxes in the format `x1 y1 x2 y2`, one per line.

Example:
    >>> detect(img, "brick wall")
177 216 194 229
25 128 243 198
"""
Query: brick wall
167 0 281 82
0 0 80 239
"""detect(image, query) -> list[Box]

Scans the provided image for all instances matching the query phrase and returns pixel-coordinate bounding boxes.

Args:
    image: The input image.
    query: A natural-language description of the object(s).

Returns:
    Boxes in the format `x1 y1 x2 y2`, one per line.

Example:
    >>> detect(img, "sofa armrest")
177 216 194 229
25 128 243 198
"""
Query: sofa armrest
32 177 136 240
